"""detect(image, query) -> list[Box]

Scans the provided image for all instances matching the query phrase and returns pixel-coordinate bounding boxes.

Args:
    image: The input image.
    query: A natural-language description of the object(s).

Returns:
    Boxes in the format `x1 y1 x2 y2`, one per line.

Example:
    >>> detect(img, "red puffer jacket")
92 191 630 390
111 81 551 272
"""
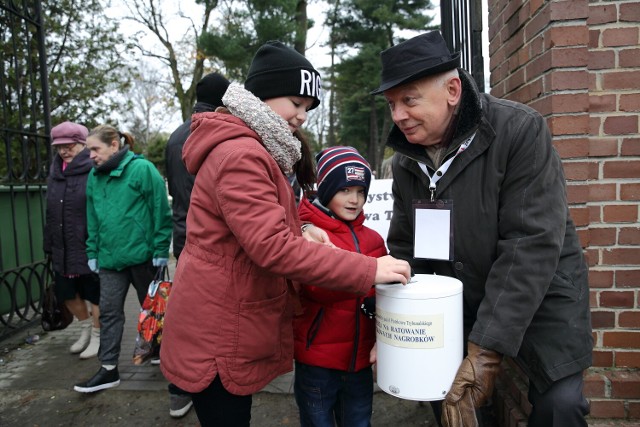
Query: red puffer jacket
294 197 387 372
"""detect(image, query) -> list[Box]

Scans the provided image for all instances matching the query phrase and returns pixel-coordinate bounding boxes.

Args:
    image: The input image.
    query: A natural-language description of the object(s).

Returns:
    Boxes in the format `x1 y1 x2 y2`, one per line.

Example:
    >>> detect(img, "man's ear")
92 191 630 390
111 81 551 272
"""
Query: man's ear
447 76 462 106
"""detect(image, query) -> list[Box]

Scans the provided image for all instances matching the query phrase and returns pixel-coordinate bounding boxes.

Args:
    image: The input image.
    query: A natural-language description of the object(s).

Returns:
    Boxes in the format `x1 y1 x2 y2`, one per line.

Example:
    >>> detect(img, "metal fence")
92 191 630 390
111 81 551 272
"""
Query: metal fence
1 0 52 338
441 0 485 92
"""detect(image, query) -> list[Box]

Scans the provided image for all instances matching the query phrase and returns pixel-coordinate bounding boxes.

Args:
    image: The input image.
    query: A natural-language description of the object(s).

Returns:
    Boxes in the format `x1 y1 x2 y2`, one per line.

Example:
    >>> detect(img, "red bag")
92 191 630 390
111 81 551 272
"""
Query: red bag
132 267 172 365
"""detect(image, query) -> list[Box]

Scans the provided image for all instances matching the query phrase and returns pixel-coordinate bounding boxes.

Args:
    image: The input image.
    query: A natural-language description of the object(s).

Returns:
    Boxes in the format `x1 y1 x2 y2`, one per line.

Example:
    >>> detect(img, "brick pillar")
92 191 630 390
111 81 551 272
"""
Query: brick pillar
584 0 640 421
486 0 640 425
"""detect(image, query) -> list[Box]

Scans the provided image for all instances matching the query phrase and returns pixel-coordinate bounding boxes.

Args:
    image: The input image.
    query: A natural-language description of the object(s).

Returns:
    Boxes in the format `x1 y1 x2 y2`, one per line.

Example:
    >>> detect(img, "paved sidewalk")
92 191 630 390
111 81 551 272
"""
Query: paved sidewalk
0 282 437 426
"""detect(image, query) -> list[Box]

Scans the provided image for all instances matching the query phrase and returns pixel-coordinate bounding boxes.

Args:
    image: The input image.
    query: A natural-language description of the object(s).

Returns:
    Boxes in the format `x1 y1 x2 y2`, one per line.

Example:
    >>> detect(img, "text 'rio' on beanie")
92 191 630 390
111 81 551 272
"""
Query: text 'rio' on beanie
244 41 322 110
316 146 372 206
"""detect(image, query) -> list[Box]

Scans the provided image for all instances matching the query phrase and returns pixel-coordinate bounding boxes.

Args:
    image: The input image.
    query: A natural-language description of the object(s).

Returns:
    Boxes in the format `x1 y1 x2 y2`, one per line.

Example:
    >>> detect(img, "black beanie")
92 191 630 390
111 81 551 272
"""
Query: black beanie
316 146 372 206
196 72 231 107
245 41 322 110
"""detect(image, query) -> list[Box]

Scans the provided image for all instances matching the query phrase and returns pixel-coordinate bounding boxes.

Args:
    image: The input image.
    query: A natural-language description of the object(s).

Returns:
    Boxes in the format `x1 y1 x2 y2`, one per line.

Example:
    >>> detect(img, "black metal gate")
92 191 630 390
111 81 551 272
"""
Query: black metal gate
441 0 485 92
0 0 52 338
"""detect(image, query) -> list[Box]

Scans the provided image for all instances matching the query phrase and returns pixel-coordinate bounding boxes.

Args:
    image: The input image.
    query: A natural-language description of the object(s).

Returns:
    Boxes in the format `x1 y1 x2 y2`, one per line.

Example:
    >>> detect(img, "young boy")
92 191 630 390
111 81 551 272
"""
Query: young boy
293 146 386 426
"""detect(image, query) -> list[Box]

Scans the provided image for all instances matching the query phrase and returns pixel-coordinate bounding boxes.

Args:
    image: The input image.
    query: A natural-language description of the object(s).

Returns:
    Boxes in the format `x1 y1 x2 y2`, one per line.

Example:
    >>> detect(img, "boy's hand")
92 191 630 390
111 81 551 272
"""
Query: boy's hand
369 342 378 364
374 255 410 285
302 224 336 248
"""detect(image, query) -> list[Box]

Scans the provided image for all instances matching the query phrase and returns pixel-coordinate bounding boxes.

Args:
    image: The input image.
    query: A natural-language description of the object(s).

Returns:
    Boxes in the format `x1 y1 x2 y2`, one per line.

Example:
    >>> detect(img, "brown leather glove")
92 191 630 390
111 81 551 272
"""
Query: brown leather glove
441 341 503 427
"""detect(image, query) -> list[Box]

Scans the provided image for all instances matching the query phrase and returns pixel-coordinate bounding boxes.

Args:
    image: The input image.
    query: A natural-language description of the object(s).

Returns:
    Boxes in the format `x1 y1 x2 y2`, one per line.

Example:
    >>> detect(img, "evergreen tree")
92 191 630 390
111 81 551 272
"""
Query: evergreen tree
45 0 134 126
199 0 311 80
327 0 437 172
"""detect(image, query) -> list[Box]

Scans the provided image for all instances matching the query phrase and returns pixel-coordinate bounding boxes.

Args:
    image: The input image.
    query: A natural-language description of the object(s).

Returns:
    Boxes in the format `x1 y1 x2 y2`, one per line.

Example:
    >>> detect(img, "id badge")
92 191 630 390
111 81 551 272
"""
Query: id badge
413 199 454 260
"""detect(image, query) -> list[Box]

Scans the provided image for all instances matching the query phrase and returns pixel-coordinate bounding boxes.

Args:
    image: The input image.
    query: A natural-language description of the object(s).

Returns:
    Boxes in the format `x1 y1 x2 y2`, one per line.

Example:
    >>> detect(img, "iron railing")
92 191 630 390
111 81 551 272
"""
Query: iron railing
1 0 52 338
441 0 485 92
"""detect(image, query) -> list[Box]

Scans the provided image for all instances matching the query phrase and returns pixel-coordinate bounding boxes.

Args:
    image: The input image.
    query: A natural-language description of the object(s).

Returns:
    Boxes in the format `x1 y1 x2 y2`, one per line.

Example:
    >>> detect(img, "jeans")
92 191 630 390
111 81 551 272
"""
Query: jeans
294 361 373 427
191 376 252 427
98 261 156 365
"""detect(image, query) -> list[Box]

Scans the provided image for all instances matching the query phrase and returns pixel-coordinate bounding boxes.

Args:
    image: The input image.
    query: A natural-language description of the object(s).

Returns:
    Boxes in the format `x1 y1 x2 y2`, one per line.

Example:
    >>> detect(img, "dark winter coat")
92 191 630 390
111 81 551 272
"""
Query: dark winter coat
294 197 387 372
165 119 193 259
165 101 219 259
386 69 593 393
44 148 93 276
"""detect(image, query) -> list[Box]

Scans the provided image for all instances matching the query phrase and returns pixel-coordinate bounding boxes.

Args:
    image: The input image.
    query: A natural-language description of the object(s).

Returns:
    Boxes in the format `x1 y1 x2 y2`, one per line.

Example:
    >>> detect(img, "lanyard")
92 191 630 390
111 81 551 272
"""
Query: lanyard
418 133 476 201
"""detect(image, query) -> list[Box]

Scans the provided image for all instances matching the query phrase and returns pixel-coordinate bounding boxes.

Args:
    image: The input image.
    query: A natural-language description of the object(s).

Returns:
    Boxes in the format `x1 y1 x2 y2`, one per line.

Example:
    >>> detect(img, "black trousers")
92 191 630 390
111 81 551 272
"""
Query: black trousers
527 371 589 427
431 370 589 427
191 376 253 427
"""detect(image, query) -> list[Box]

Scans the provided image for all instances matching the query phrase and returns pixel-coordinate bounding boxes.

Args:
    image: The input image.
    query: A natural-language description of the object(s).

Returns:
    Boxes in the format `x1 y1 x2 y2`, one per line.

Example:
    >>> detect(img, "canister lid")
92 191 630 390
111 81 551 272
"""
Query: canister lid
375 274 462 299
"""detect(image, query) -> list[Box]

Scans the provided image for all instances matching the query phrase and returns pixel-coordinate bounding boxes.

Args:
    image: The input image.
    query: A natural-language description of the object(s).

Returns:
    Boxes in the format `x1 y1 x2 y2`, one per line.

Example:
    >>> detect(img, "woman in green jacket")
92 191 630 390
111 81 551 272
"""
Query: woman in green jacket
74 125 172 394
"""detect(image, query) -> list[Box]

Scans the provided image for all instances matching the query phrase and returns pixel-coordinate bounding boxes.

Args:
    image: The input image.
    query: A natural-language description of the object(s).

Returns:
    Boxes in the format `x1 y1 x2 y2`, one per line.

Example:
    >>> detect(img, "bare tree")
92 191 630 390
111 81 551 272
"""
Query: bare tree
124 65 168 149
122 0 219 121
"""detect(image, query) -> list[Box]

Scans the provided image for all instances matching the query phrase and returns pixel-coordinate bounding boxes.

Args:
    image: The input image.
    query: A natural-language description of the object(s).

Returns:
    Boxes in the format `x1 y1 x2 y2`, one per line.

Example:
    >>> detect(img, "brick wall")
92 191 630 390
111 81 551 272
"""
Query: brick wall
486 0 640 425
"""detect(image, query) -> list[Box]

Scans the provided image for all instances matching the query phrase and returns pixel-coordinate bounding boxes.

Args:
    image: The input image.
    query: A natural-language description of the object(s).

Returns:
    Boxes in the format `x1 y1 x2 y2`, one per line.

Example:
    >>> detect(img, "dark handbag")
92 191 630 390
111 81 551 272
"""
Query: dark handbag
41 282 74 331
133 266 172 365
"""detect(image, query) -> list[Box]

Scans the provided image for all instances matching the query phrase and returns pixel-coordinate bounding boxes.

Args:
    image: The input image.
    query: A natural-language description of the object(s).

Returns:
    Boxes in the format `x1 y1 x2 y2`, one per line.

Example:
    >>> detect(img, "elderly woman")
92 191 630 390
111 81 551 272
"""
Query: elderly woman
44 121 101 359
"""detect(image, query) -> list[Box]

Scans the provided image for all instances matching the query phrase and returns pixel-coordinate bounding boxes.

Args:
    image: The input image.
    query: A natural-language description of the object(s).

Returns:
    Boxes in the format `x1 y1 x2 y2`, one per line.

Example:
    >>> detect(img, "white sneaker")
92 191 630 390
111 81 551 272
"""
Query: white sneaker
70 319 91 354
79 327 100 359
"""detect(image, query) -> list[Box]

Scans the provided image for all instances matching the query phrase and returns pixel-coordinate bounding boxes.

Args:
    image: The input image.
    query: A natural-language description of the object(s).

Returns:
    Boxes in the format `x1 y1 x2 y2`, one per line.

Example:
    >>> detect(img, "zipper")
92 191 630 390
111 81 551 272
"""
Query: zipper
305 307 325 350
349 297 361 372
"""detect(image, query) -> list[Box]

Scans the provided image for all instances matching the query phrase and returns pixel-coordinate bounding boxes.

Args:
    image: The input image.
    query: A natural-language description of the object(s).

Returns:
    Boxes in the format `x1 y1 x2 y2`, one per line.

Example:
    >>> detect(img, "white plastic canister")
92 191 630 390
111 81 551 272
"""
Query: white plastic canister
375 274 463 401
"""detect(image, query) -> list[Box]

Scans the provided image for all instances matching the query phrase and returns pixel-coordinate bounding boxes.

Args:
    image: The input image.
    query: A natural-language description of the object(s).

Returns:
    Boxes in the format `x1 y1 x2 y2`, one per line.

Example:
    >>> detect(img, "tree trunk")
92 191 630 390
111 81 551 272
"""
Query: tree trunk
294 0 308 54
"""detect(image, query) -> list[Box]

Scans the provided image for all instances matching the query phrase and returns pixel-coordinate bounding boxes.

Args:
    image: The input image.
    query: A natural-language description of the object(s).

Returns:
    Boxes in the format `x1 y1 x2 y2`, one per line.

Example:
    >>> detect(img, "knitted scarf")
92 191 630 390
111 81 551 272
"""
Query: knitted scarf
222 83 301 175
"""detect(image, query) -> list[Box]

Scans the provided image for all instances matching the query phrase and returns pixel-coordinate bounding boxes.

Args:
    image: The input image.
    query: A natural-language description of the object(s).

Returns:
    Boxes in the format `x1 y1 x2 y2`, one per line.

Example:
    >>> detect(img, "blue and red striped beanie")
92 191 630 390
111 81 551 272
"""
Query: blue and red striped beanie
316 146 372 206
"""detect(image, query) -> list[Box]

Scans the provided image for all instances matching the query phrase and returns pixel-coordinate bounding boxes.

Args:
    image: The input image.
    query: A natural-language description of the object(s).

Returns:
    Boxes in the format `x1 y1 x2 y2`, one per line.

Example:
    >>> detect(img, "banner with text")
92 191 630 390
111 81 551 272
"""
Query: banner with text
363 179 394 245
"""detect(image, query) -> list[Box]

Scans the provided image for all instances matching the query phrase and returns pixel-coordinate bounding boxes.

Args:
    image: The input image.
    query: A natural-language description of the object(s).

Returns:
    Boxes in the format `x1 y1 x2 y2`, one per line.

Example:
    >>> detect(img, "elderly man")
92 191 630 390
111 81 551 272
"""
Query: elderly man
371 31 593 427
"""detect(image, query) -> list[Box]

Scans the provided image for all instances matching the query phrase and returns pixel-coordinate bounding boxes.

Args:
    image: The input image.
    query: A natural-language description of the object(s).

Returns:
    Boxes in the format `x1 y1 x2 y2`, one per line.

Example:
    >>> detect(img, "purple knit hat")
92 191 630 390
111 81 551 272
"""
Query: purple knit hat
51 122 88 145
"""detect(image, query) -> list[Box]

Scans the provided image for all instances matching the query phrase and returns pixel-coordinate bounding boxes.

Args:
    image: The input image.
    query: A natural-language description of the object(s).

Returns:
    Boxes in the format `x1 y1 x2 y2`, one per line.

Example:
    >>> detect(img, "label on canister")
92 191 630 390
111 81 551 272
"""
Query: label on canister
376 309 444 349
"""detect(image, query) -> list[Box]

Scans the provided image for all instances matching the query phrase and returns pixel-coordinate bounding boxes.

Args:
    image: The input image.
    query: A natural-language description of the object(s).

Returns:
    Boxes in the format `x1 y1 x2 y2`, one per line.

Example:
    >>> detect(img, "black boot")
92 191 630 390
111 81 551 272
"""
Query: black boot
74 366 120 393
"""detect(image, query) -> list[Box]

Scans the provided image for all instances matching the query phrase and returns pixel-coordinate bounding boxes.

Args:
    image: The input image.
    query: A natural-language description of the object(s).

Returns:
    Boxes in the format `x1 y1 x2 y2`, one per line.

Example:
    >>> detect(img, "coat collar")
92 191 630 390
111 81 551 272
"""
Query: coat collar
94 148 136 178
50 148 93 179
299 197 365 233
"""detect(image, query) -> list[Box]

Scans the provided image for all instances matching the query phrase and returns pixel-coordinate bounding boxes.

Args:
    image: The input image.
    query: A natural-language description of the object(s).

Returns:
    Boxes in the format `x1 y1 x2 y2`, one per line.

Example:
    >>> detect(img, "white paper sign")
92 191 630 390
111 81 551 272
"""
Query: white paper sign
363 179 394 245
414 208 451 260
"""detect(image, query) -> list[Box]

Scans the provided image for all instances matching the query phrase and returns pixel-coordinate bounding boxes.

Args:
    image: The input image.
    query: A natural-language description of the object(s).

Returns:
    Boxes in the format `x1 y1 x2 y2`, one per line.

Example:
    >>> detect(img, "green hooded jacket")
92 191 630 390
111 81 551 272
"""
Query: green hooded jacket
86 150 172 271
